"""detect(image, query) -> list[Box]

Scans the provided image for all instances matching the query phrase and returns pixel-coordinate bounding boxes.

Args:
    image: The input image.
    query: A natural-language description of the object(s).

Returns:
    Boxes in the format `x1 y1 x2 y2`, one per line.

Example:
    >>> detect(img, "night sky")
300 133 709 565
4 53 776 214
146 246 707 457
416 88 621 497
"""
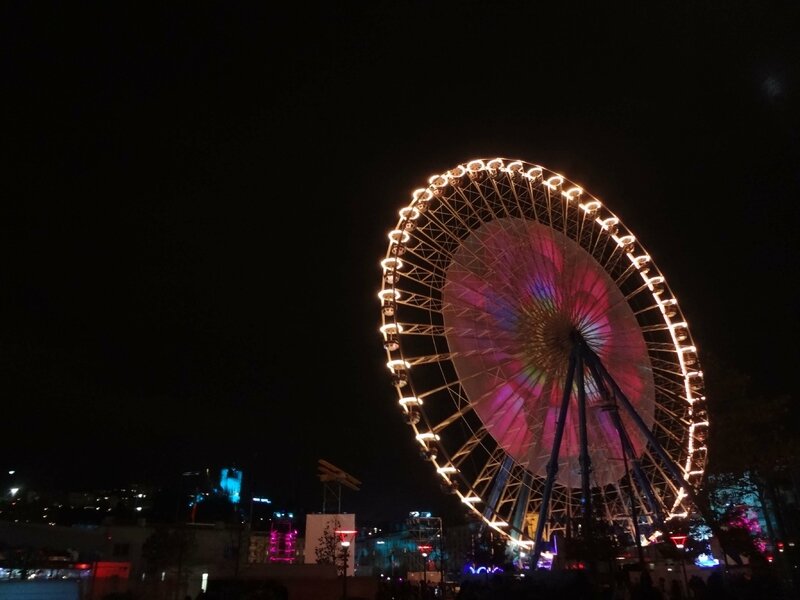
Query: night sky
2 3 798 524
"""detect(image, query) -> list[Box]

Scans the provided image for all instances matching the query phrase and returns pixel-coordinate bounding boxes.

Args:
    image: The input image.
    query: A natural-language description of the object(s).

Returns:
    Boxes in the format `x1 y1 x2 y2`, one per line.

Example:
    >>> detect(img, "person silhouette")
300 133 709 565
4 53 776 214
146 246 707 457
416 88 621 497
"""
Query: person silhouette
632 571 663 599
688 574 707 599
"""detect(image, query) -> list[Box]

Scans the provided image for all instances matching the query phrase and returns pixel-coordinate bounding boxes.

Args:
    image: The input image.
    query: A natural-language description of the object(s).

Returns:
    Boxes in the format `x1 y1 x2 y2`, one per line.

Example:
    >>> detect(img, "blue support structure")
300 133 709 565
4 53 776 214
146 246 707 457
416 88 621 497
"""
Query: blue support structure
580 342 691 497
530 335 696 569
575 350 592 540
531 349 577 567
484 456 514 522
584 358 662 528
510 472 532 541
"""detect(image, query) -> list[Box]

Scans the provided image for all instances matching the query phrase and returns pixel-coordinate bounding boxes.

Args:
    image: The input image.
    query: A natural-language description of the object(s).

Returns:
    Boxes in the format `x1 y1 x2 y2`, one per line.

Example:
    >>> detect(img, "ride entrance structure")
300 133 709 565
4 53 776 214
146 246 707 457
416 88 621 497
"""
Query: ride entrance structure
377 158 709 567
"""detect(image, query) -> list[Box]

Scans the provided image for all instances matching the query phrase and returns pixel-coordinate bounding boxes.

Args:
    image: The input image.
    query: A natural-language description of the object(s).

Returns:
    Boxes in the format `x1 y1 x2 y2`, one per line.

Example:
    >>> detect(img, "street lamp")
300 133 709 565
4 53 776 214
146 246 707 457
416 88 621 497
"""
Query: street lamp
335 529 357 600
418 544 433 595
669 534 689 596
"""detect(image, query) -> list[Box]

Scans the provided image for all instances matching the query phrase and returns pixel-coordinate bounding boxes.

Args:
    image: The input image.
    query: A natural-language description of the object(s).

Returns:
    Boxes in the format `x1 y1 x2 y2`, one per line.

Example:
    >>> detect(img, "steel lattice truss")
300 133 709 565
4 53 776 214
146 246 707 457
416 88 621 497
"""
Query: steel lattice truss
378 158 708 547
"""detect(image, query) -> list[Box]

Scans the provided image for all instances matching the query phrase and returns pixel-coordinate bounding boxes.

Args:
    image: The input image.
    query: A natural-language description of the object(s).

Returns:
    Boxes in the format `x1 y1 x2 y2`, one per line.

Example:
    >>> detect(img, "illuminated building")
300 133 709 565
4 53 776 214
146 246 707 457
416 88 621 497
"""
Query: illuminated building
219 468 242 505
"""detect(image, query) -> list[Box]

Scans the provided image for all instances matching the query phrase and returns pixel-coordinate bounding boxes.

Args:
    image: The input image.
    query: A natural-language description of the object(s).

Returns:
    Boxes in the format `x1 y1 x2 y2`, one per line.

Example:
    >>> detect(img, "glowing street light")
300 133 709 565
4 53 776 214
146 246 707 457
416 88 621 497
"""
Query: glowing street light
335 529 357 600
669 534 687 550
669 534 690 594
418 544 433 591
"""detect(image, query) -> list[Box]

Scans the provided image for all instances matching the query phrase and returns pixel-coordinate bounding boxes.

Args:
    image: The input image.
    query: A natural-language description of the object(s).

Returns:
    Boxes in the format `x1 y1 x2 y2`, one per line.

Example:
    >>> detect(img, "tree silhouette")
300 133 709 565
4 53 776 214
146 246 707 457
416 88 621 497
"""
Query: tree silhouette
695 351 800 560
314 517 346 575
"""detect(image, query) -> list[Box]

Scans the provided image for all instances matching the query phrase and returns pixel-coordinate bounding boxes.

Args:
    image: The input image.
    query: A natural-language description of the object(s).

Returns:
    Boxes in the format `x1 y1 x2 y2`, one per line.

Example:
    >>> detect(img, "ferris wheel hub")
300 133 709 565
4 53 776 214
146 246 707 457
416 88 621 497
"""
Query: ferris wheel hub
522 311 586 377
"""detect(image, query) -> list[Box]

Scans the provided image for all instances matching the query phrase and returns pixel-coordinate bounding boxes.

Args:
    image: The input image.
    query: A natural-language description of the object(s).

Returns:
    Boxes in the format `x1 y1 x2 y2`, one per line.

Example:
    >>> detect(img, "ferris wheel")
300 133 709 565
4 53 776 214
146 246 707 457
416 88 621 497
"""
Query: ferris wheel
377 158 709 558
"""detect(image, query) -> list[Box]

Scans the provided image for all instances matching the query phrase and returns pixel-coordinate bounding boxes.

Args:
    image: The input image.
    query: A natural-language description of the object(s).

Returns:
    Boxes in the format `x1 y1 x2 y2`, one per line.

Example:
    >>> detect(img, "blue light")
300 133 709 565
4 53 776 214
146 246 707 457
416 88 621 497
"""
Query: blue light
220 468 242 504
695 553 720 568
466 565 504 575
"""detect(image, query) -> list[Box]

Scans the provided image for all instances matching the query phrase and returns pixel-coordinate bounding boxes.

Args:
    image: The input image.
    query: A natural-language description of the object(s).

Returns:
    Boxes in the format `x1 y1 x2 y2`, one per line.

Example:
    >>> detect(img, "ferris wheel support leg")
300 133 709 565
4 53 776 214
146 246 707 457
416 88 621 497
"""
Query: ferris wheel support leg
609 405 663 527
584 359 663 528
581 344 693 504
575 351 593 542
531 350 577 568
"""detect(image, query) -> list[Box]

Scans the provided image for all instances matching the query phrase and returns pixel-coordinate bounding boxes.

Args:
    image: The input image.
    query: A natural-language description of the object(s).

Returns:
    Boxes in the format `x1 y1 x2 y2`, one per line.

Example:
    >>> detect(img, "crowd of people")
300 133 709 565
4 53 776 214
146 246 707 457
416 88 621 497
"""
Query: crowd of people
375 566 793 599
455 569 790 600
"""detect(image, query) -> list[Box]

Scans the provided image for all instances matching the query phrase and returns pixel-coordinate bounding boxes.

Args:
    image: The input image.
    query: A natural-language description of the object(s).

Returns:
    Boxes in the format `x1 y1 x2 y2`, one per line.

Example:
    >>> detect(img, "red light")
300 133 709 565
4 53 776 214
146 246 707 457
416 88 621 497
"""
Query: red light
669 534 687 549
334 529 357 543
74 563 90 570
767 554 774 563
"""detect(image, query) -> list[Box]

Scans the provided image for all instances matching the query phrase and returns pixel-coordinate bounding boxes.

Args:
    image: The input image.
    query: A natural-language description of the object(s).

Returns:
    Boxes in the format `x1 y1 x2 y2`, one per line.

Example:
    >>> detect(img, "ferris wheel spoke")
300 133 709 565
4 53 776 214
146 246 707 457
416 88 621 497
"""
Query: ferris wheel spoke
482 457 518 528
633 302 667 317
393 323 446 337
639 323 671 334
587 222 618 266
413 378 472 403
503 172 536 223
461 179 503 223
622 280 661 304
391 257 446 289
419 223 557 323
651 366 687 389
487 175 520 220
431 404 476 435
651 362 689 379
519 171 547 224
436 192 493 243
472 448 506 499
640 446 685 497
449 427 489 469
412 206 506 283
652 388 690 414
594 239 629 277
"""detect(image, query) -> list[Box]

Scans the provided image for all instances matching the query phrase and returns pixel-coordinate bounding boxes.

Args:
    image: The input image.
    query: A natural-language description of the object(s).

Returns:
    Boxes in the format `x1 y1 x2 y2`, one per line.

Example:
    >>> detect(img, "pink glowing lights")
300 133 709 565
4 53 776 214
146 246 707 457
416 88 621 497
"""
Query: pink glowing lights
443 218 655 486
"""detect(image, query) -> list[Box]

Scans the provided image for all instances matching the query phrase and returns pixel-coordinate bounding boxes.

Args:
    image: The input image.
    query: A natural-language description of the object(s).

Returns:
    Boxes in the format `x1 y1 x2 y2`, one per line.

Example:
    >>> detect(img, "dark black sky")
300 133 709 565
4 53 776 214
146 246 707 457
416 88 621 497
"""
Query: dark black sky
2 2 798 523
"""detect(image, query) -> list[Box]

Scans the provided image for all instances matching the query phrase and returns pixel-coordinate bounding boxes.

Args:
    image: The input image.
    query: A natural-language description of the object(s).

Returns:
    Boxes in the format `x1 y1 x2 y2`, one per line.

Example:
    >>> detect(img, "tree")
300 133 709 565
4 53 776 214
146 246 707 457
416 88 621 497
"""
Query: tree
314 517 346 575
697 352 800 556
717 504 769 565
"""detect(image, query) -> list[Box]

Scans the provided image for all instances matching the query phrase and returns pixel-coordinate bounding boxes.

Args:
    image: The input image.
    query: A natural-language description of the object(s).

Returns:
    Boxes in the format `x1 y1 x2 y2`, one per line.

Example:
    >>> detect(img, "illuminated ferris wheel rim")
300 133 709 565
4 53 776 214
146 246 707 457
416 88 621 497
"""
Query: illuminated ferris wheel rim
377 157 708 545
